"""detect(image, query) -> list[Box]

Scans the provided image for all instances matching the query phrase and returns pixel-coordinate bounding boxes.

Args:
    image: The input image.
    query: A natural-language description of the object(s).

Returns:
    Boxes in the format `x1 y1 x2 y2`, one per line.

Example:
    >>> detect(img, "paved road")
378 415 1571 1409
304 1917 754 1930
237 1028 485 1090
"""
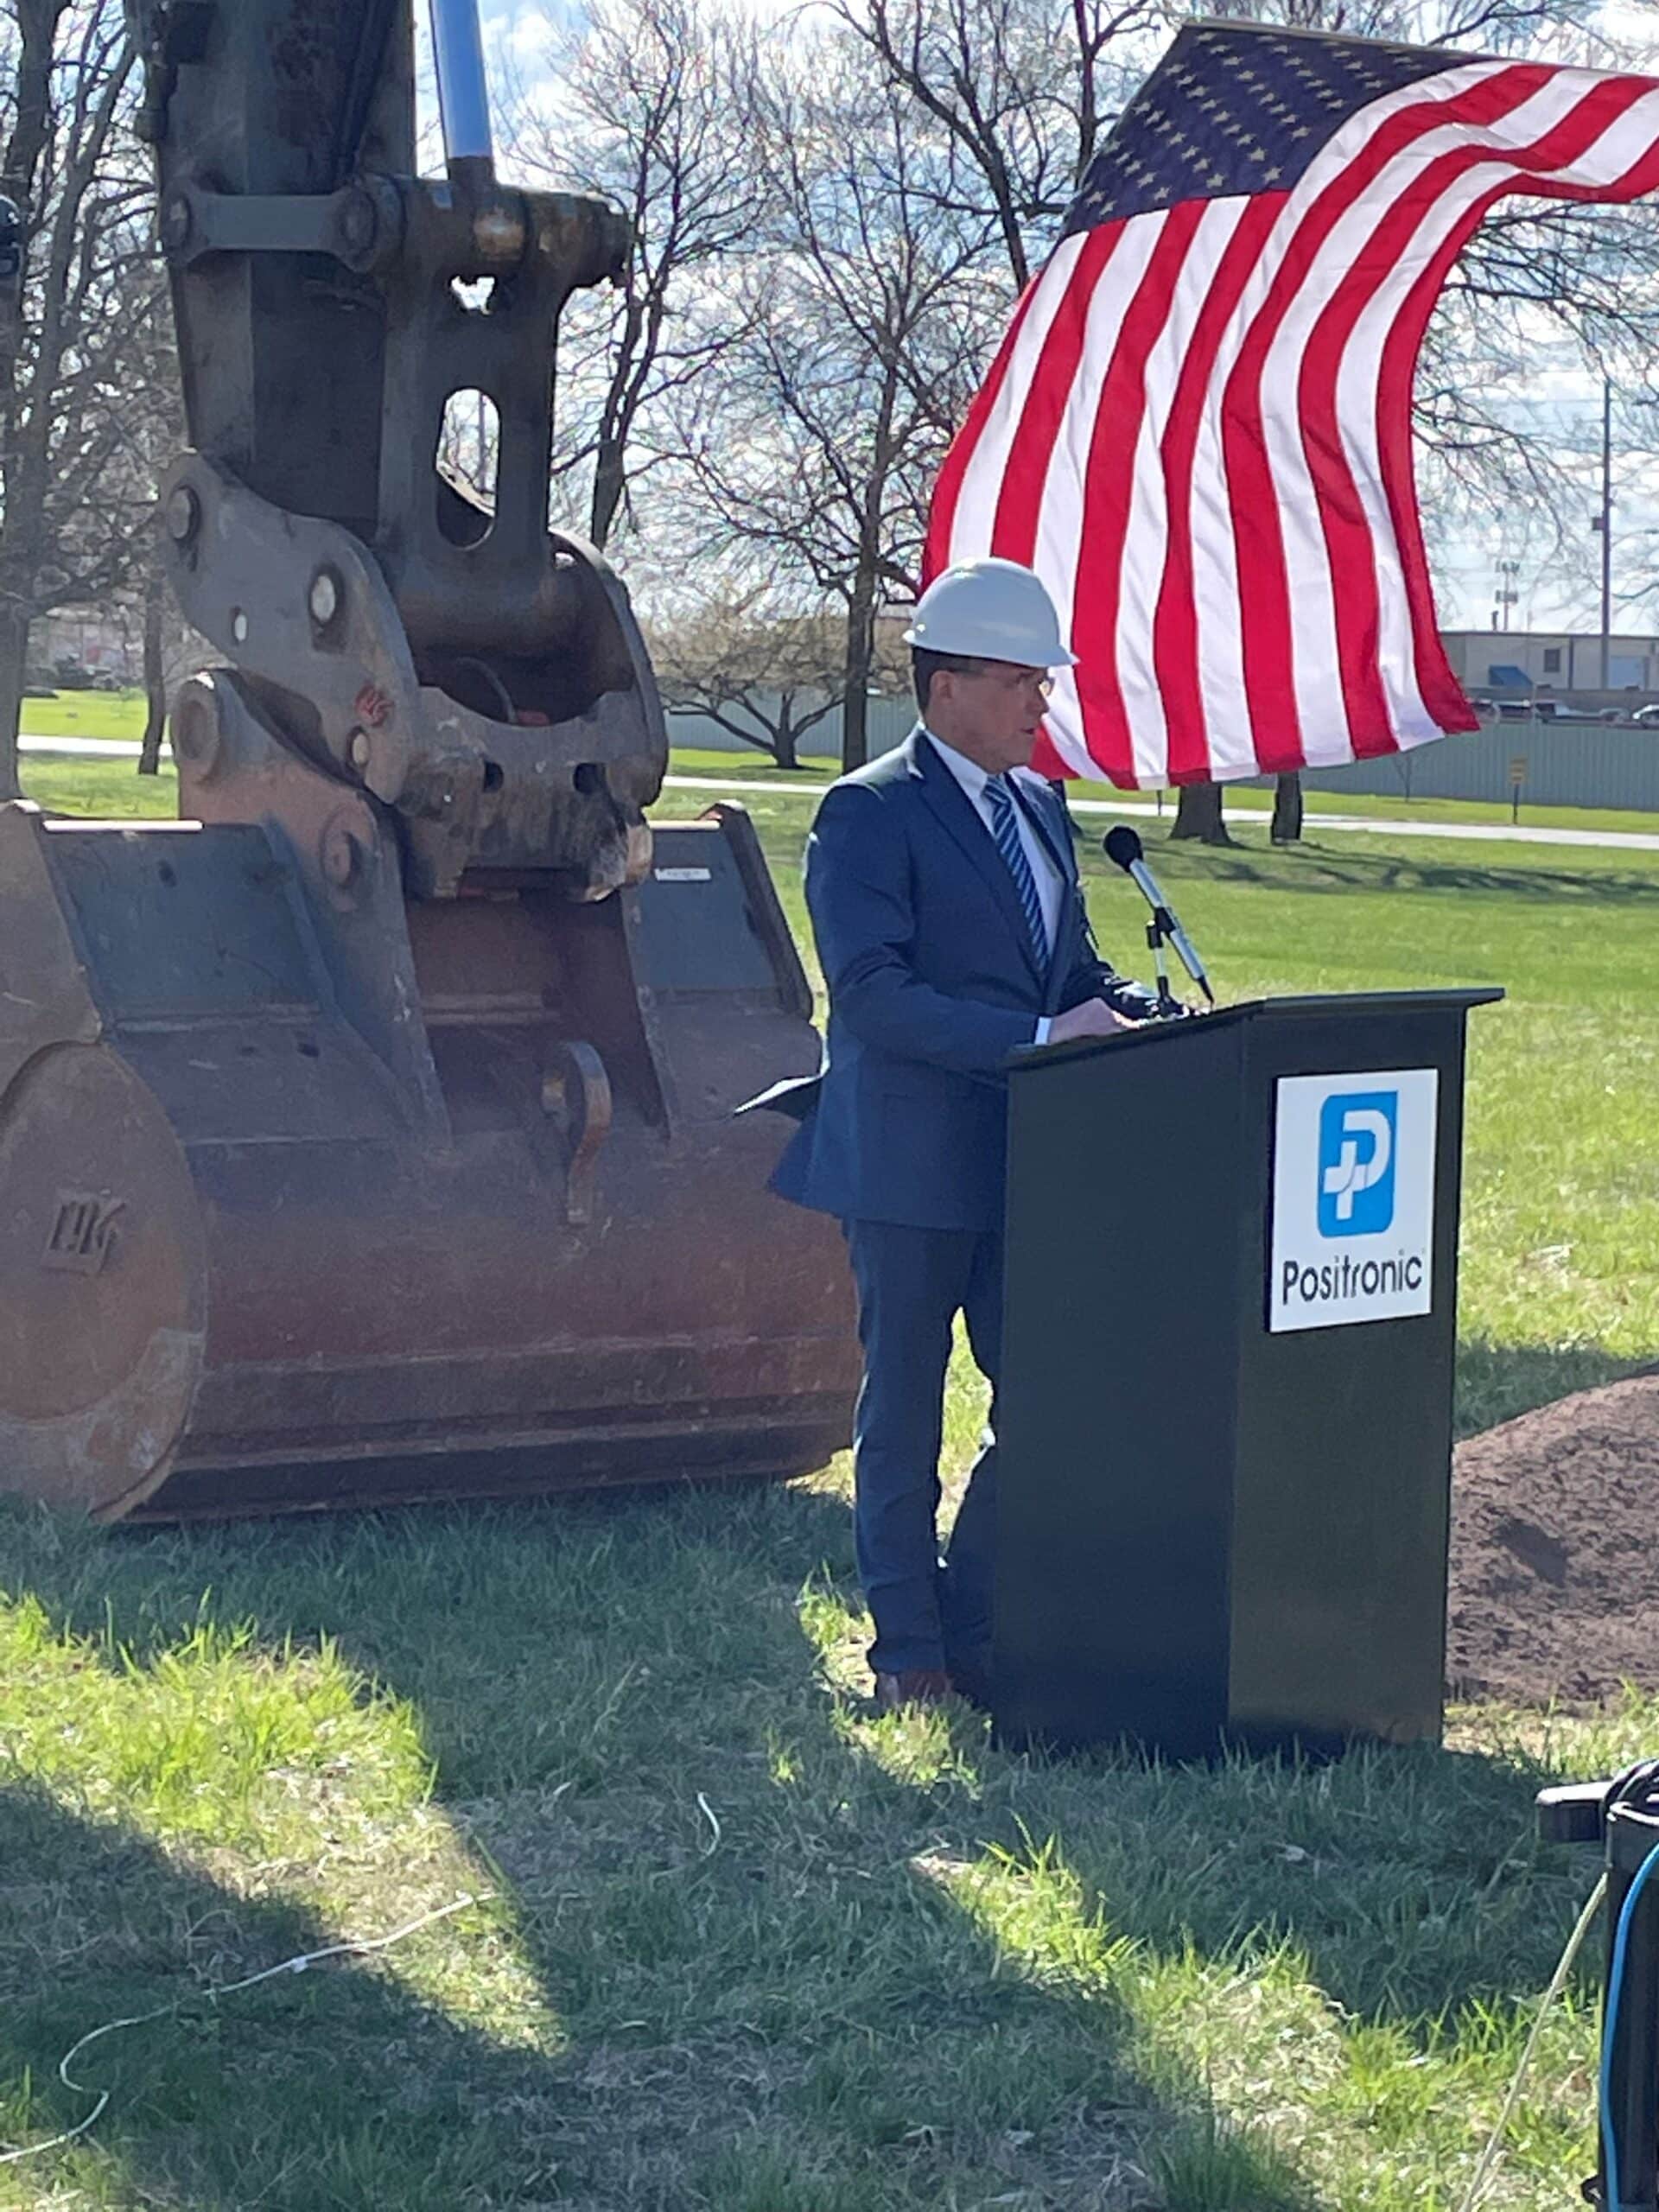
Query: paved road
18 736 1659 855
19 733 156 757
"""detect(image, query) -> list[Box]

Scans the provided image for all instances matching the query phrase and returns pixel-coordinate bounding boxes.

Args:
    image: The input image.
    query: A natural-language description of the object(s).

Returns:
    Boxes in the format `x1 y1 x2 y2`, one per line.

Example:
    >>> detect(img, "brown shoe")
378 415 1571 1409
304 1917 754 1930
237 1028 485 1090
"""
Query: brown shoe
874 1668 955 1712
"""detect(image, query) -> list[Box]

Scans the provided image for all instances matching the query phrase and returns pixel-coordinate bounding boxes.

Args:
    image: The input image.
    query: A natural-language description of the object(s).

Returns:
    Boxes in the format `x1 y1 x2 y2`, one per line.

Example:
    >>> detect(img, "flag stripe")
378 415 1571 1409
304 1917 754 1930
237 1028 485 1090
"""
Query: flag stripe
1071 204 1205 786
1116 198 1252 786
1376 187 1500 735
924 272 1045 586
1030 213 1171 779
1154 194 1285 784
1219 67 1548 773
938 232 1090 574
988 228 1123 568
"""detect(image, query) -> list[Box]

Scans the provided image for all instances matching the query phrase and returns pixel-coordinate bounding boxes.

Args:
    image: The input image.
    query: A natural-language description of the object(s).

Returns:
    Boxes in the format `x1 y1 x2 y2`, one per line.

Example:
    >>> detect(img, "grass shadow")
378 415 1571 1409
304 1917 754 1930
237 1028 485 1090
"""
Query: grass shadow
1082 838 1659 906
1454 1336 1656 1438
0 1783 561 2209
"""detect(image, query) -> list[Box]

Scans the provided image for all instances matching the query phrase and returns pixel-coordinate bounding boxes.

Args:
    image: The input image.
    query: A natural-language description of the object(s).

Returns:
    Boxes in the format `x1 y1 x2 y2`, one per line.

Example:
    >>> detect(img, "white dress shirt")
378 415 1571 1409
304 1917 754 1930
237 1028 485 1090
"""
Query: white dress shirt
925 731 1065 1045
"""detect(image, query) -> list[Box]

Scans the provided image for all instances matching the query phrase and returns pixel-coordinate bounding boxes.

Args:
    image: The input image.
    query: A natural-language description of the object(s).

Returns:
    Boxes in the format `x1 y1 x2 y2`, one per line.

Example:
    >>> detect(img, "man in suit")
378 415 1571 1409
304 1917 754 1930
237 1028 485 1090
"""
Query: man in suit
766 557 1158 1712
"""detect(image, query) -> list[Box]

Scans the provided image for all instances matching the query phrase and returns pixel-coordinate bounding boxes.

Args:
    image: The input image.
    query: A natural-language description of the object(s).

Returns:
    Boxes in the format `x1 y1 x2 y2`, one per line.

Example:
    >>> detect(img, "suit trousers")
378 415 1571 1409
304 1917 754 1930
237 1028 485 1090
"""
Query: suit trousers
842 1218 1002 1679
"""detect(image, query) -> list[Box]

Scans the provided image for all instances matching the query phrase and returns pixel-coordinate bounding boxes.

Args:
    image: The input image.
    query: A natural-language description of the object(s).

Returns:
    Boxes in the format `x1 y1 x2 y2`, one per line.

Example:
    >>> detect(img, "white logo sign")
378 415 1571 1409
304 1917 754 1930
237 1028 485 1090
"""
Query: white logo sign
1268 1069 1438 1334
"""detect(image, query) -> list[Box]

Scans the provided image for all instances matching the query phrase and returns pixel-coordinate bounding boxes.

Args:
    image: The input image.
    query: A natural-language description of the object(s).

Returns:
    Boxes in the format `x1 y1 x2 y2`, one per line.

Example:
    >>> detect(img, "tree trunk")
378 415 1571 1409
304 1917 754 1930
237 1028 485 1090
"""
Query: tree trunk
590 433 624 552
773 691 800 772
1169 780 1231 844
1270 772 1304 844
841 588 874 773
138 565 167 775
842 350 900 775
0 602 28 801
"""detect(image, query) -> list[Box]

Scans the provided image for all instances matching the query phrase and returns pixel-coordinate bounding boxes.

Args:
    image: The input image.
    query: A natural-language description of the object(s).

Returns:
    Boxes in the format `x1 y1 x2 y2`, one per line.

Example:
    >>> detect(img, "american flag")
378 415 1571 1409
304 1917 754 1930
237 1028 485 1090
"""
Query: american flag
925 24 1659 787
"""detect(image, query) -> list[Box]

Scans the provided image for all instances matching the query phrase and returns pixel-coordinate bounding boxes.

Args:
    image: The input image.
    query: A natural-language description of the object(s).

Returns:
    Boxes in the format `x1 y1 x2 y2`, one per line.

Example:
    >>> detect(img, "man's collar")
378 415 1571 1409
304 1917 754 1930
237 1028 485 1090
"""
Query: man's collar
922 728 993 798
922 728 1052 800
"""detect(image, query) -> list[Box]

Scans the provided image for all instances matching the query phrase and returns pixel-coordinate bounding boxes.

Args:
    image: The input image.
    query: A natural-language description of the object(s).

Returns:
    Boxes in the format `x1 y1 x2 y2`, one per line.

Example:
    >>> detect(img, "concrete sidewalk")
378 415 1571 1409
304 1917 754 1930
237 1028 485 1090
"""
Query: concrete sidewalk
19 733 162 758
661 772 1659 855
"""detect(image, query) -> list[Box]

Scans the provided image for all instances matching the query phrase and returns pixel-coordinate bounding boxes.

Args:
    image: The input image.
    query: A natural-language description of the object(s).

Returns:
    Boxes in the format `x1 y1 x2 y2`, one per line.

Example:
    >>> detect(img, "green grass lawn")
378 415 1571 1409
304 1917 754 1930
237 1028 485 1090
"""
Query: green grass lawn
0 762 1656 2209
17 689 149 741
17 755 179 817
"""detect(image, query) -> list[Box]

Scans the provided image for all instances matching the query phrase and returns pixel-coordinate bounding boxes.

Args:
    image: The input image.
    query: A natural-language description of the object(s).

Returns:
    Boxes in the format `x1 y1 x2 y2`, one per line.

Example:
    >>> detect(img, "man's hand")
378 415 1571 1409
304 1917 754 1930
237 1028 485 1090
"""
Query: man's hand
1047 998 1141 1045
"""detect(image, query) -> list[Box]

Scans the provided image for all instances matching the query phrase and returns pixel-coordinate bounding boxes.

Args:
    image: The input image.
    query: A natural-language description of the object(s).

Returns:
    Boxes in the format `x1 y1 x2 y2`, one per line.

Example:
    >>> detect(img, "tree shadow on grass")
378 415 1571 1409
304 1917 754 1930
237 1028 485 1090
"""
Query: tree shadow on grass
1077 839 1659 907
1454 1335 1656 1439
0 1486 1326 2211
0 1782 559 2210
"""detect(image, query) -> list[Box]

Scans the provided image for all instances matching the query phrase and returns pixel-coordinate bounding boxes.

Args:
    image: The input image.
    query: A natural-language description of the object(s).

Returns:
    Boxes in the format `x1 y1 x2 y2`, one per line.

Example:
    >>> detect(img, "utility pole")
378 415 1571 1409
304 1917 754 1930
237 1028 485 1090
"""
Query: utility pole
1495 557 1520 632
1599 375 1613 691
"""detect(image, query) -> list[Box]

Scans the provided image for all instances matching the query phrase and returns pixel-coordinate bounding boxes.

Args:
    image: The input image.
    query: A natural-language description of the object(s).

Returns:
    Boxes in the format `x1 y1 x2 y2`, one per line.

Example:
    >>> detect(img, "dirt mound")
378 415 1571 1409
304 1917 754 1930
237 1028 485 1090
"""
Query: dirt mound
1447 1370 1659 1707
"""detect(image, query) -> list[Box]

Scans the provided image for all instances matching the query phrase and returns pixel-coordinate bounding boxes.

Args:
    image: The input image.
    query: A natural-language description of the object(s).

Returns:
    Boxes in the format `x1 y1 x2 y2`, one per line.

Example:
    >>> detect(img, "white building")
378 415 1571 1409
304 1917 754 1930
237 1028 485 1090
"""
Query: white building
1439 628 1659 696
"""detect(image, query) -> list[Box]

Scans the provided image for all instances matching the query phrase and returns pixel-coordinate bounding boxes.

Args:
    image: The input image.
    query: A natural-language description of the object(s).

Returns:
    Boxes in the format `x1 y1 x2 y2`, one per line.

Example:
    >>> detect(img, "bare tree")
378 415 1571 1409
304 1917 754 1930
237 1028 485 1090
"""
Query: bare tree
507 0 759 554
0 0 170 796
831 0 1160 289
678 33 1001 768
651 595 847 769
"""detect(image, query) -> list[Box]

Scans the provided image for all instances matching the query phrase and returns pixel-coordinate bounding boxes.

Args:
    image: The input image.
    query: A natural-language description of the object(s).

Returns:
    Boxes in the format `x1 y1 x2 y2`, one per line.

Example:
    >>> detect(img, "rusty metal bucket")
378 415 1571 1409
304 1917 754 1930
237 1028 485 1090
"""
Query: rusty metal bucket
0 775 855 1521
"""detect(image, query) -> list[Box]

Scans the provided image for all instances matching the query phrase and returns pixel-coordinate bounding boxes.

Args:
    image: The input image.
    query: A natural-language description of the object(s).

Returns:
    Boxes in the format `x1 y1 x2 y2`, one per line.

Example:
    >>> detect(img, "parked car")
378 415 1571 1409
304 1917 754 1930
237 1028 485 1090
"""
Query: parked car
1632 703 1659 727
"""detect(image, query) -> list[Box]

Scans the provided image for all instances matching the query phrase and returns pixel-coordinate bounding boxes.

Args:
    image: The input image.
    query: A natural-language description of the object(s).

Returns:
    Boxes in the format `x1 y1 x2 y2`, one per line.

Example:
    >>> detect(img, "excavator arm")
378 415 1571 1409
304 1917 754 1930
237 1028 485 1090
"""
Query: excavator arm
133 0 655 898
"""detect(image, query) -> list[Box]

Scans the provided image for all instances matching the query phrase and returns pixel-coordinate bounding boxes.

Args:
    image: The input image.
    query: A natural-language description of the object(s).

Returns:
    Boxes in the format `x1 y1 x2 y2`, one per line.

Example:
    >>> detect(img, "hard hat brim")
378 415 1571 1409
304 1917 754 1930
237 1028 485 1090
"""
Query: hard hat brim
900 626 1079 670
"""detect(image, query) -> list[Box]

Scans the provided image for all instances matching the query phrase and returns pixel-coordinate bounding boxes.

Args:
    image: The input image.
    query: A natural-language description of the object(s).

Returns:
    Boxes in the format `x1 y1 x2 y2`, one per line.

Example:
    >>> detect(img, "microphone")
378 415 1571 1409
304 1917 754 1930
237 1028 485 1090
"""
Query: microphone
1102 825 1215 1005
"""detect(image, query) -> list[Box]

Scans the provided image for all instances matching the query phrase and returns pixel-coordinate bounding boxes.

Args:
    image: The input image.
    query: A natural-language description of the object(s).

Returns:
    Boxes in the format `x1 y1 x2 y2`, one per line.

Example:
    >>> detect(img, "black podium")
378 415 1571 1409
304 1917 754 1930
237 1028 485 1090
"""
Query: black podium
993 989 1501 1761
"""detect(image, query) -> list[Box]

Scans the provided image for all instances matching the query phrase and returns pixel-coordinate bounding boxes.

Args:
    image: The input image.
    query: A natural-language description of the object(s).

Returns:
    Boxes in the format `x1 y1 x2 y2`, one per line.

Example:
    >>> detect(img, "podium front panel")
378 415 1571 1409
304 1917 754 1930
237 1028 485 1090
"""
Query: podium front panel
995 992 1494 1759
994 1014 1250 1758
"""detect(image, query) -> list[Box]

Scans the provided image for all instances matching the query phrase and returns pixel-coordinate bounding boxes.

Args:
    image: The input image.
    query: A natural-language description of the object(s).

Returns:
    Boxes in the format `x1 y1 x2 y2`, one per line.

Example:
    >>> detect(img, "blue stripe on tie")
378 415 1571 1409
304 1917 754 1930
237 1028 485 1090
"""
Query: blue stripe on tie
984 775 1049 969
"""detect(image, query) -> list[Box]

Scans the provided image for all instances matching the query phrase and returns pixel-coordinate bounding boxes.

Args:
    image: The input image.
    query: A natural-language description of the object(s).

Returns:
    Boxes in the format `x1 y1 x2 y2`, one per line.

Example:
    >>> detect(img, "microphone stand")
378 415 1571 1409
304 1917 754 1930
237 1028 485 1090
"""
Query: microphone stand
1145 908 1184 1020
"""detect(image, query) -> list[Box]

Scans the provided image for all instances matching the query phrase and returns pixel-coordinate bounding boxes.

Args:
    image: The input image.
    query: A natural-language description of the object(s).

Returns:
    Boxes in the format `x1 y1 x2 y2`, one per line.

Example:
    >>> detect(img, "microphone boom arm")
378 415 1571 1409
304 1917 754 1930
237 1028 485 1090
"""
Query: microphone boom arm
1103 824 1216 1007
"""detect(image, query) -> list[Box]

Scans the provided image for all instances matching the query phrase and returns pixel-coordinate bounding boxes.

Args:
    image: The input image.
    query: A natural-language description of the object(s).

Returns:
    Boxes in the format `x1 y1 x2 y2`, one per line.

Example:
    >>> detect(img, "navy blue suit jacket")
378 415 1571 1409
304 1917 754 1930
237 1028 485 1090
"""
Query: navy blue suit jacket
766 728 1153 1232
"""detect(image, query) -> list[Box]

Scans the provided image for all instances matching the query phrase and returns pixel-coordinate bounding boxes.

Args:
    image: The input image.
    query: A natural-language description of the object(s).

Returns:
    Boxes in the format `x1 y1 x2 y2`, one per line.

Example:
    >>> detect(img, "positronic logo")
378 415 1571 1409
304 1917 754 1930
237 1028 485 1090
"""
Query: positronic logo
1317 1090 1397 1238
1271 1070 1435 1334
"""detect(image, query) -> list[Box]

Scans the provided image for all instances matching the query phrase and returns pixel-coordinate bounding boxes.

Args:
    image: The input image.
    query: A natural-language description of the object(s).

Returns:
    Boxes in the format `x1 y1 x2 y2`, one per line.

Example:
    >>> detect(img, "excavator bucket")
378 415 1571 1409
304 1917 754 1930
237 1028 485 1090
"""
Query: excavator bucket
0 2 855 1520
0 787 854 1522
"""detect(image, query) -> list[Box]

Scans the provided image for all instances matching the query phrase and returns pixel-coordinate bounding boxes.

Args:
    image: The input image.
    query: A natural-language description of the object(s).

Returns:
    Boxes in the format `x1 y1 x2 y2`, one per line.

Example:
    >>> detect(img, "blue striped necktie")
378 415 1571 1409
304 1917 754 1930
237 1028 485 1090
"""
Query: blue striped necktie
983 774 1049 969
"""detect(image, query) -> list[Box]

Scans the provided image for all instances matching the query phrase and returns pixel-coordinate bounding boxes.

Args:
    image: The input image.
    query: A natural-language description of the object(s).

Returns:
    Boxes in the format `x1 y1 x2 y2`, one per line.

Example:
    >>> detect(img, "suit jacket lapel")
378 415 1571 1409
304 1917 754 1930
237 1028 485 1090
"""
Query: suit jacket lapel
908 728 1046 989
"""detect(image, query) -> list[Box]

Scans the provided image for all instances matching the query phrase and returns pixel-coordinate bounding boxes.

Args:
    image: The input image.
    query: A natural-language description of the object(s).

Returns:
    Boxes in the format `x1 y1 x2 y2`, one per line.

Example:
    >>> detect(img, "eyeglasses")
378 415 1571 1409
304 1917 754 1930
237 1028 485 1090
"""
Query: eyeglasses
957 664 1055 701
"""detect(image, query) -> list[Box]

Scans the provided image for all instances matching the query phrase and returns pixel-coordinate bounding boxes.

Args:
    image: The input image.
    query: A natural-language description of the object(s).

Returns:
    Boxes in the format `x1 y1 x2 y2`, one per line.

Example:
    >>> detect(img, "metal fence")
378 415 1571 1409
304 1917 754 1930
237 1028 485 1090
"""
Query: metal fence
665 697 915 762
667 702 1659 812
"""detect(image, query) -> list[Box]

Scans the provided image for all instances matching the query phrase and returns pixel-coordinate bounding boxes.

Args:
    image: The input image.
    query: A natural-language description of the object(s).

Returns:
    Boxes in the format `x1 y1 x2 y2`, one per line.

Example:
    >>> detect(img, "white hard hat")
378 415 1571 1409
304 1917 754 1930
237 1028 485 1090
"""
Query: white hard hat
903 557 1077 668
